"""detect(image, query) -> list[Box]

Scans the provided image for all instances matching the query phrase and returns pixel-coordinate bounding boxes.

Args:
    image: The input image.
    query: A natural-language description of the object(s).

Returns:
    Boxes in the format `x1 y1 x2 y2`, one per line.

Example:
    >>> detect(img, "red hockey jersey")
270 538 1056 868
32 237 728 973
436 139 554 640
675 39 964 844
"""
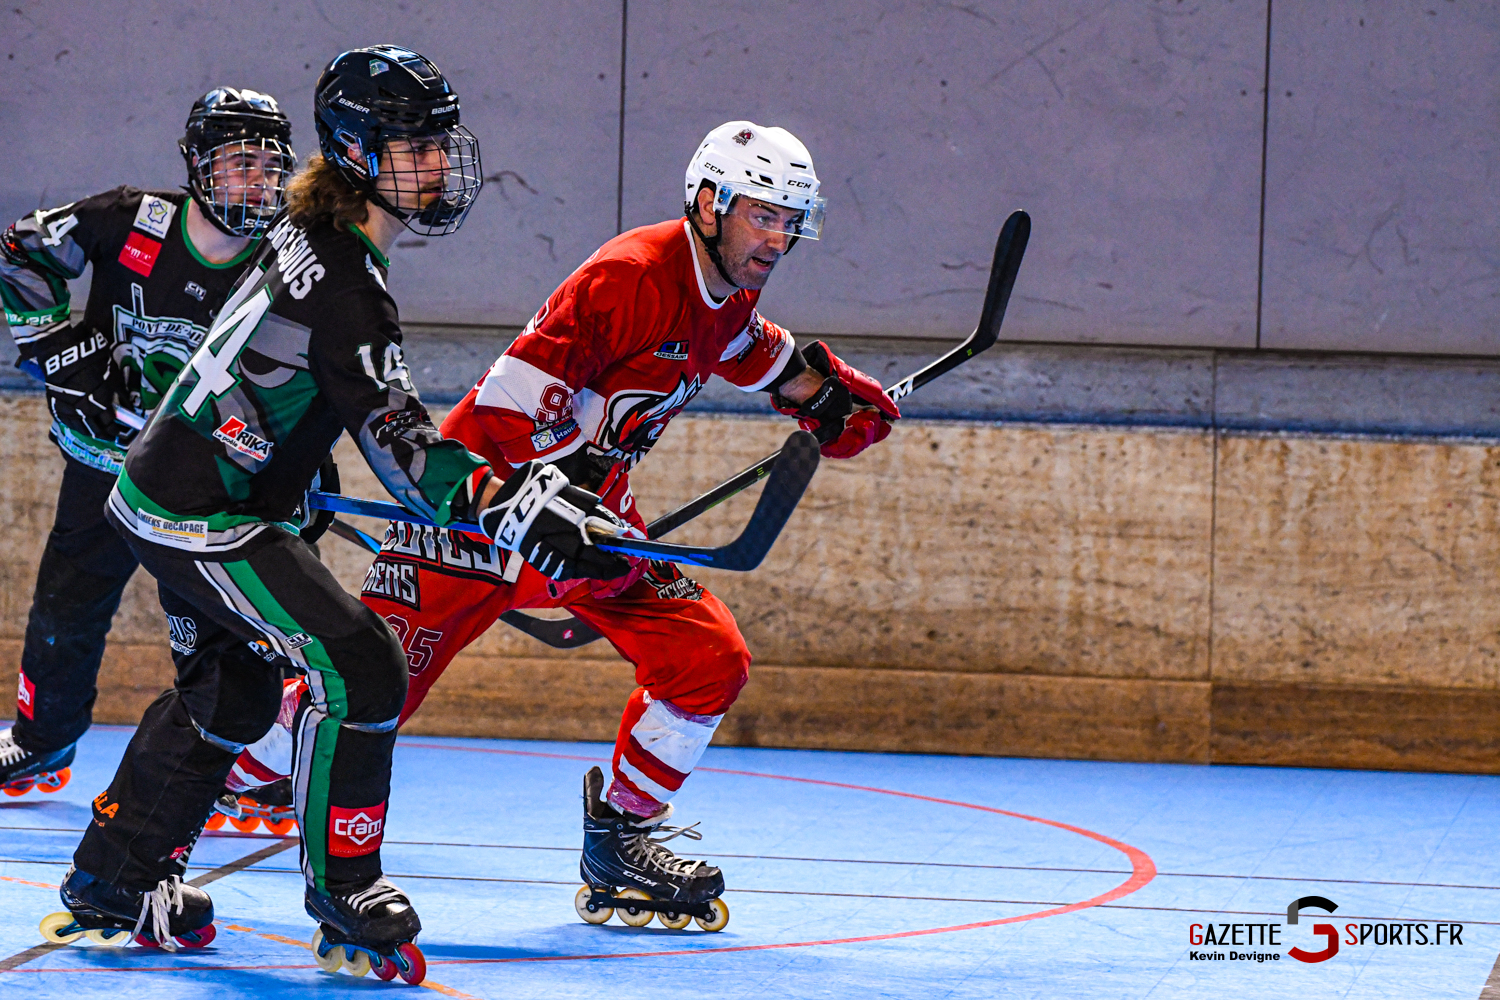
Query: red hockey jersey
442 219 794 513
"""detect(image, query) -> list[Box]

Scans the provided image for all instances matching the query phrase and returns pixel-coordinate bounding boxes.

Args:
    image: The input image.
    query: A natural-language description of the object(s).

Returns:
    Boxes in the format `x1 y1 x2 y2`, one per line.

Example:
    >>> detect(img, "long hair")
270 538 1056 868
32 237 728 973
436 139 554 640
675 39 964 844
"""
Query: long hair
285 154 369 230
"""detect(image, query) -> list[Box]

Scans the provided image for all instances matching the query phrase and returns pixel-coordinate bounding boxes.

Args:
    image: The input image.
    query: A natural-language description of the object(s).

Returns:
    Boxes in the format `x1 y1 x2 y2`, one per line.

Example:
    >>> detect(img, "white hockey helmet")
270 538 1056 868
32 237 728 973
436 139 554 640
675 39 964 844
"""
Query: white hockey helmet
684 121 826 239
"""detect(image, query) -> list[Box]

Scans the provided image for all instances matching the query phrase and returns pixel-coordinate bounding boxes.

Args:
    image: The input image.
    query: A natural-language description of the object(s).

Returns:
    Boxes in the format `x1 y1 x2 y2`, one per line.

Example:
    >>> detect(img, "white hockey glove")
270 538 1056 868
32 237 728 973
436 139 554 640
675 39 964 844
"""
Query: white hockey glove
478 461 632 582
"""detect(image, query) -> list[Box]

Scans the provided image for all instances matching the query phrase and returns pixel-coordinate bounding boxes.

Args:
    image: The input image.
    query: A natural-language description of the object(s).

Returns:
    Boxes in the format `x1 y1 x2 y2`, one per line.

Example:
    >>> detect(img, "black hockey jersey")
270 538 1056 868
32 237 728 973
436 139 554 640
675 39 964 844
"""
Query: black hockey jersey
0 187 257 472
108 214 490 555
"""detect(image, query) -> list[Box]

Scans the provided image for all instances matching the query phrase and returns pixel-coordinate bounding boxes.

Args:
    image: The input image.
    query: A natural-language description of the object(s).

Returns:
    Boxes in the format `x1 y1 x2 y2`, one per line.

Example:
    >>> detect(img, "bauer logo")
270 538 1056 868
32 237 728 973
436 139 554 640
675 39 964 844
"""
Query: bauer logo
118 232 162 277
329 802 387 857
213 415 273 462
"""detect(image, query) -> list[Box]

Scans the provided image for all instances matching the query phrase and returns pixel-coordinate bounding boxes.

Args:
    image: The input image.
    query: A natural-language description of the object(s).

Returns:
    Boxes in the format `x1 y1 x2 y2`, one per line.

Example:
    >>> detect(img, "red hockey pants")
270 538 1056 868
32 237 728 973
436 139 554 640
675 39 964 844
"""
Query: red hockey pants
359 524 750 815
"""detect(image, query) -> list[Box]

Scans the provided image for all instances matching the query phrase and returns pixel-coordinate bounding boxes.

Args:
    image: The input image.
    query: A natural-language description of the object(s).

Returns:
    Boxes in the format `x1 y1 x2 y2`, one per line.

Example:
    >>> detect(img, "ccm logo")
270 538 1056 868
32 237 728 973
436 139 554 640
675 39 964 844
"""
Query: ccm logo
787 179 813 188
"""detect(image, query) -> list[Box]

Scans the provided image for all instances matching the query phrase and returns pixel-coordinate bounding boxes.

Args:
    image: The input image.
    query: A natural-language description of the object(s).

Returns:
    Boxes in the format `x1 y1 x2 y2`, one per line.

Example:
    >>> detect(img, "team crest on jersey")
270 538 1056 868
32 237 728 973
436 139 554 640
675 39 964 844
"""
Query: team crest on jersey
598 374 702 464
213 415 272 461
654 339 689 360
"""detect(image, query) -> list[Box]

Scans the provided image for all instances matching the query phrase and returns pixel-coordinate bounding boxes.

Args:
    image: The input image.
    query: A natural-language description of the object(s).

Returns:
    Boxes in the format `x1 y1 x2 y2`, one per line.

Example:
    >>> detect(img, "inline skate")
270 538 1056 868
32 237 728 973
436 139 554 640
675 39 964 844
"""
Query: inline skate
40 866 216 949
575 765 729 931
205 778 296 834
306 876 425 984
0 728 73 797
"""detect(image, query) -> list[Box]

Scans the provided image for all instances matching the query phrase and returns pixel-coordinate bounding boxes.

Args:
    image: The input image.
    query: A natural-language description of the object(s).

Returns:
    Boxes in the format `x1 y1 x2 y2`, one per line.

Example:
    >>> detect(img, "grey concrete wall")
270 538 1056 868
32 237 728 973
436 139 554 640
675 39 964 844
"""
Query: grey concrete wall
2 2 1497 352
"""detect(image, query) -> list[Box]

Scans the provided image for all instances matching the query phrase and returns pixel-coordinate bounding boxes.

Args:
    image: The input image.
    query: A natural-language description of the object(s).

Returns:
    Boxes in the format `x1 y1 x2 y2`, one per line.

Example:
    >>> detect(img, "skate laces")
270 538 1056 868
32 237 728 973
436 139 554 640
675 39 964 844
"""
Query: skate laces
346 877 406 914
128 875 188 952
0 729 26 767
625 821 707 877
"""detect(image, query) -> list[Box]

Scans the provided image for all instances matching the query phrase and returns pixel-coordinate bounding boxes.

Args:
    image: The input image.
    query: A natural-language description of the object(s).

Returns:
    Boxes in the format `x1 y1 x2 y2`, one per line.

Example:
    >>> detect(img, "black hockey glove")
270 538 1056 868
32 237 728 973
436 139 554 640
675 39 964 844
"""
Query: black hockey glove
478 461 632 582
298 456 341 545
36 325 131 445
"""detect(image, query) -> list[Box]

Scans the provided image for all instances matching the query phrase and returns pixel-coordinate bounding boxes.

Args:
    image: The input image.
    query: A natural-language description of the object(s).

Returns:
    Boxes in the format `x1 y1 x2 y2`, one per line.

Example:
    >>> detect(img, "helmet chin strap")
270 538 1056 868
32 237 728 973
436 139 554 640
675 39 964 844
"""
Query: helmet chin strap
685 209 742 290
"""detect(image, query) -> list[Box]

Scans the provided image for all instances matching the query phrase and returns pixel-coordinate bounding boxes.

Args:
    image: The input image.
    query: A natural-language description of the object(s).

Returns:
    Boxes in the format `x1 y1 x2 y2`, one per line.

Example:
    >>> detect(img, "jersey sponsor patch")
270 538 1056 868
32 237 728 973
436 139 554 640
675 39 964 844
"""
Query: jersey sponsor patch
531 416 578 453
213 415 273 461
16 669 34 720
654 339 690 360
132 196 176 239
137 511 208 546
285 632 314 649
184 281 207 301
118 231 162 276
328 801 386 857
167 615 198 654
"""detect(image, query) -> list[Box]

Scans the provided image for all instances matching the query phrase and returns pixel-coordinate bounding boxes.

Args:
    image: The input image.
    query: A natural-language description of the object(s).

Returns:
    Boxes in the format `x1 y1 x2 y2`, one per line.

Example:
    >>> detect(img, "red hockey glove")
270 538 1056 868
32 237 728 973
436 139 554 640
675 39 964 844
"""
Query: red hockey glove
772 341 900 459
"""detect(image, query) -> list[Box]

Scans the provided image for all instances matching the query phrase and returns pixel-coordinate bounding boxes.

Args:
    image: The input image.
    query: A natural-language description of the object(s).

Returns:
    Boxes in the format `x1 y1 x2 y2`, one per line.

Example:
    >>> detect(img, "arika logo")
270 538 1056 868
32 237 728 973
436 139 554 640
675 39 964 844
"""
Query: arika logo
213 415 272 461
1287 895 1339 964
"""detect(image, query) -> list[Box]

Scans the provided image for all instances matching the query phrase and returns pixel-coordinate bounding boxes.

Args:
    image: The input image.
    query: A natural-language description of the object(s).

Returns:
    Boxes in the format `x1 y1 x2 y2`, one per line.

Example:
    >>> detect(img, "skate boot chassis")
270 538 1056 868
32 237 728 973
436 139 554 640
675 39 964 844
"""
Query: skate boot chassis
205 777 296 834
306 876 426 984
0 728 73 797
40 866 216 949
575 765 730 931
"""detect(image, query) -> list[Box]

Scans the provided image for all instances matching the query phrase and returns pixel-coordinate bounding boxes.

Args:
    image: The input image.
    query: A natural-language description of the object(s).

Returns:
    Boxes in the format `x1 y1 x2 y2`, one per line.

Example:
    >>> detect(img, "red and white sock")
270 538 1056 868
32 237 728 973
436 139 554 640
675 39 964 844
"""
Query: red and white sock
607 689 722 817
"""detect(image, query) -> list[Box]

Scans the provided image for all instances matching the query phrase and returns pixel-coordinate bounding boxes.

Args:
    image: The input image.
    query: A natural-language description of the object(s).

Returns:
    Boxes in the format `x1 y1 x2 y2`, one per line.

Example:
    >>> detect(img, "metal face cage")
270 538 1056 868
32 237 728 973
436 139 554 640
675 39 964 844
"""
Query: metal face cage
192 137 297 237
371 125 483 237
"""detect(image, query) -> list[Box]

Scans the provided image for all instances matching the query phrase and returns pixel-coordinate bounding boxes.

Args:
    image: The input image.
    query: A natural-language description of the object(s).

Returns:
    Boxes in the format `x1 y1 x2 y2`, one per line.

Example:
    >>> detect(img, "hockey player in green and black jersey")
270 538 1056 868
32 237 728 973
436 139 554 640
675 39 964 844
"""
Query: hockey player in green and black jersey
0 89 295 801
53 47 494 979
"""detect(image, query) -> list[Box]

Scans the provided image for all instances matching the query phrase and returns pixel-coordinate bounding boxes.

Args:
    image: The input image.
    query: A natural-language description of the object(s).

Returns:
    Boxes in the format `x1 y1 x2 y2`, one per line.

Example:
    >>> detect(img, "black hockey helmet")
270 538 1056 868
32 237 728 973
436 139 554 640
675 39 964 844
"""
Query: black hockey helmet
313 45 482 237
180 88 296 238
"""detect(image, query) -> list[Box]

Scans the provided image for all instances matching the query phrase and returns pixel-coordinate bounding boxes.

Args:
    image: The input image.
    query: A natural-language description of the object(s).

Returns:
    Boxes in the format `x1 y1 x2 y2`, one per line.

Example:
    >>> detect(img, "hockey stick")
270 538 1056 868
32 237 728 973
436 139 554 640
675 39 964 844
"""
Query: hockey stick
501 208 1032 647
647 208 1030 538
306 429 820 572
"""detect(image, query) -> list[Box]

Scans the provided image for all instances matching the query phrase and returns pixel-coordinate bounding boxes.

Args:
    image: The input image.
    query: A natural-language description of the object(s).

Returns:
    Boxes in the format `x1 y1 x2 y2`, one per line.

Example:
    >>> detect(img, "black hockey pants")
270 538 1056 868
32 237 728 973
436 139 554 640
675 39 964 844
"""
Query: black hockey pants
76 523 408 892
11 458 137 754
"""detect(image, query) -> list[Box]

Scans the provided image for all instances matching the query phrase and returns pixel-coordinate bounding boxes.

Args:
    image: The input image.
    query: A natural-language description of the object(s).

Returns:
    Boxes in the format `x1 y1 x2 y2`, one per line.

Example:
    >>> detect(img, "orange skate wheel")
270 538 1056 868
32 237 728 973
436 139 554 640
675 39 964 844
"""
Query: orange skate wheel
38 768 69 793
230 815 261 833
264 817 296 836
4 780 35 797
204 813 227 830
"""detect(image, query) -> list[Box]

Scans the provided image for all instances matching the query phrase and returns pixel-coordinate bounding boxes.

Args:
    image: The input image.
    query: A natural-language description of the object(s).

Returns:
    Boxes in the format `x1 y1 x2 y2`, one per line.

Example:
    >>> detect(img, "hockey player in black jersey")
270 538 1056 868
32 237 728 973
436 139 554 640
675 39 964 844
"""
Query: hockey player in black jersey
50 46 500 983
0 88 295 804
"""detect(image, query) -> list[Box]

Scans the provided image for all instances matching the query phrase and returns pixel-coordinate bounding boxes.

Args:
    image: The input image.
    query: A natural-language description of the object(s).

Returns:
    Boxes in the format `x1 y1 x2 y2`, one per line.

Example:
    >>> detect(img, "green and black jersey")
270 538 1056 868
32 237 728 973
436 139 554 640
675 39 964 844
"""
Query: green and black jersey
0 187 257 473
108 213 491 555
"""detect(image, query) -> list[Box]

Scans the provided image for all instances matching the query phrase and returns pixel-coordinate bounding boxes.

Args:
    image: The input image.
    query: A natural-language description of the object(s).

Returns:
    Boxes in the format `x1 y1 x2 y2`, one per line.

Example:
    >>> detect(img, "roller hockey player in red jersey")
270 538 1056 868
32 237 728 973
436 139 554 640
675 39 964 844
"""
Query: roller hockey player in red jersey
231 120 901 932
0 88 296 801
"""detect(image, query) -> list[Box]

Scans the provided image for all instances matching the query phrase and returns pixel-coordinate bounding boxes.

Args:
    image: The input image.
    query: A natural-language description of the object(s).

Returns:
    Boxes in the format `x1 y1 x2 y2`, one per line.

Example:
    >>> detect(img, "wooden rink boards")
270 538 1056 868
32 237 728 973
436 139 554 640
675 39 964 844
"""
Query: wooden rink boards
3 392 1499 772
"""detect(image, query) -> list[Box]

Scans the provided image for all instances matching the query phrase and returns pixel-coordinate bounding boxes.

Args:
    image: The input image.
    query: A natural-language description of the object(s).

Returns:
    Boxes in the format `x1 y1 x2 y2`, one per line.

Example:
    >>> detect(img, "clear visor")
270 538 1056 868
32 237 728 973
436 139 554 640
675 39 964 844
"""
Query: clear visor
194 138 297 237
714 182 826 240
372 125 483 237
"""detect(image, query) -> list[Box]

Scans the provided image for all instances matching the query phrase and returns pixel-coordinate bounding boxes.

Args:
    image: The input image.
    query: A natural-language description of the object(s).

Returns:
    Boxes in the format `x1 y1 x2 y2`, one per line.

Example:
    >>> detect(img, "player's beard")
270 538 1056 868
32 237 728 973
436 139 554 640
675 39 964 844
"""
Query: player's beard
717 230 781 290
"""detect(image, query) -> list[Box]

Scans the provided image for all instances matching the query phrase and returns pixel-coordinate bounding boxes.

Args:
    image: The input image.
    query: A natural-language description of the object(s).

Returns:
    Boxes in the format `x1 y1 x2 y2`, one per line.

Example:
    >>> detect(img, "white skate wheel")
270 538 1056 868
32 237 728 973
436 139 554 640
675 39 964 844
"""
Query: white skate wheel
39 912 85 944
312 928 343 973
694 898 730 932
85 928 131 945
574 885 613 925
615 888 655 927
657 909 692 930
343 947 371 978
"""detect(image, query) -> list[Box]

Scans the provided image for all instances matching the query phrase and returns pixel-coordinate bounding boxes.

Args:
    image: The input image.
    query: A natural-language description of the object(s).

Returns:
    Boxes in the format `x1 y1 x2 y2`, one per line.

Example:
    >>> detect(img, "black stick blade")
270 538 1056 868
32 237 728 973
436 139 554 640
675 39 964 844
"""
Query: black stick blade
974 209 1031 352
498 610 603 648
594 430 820 571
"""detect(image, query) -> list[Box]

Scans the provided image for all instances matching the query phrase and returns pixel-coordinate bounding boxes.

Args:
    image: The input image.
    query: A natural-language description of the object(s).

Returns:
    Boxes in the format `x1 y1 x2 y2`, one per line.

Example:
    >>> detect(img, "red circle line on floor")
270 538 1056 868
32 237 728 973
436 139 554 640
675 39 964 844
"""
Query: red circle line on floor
395 741 1159 966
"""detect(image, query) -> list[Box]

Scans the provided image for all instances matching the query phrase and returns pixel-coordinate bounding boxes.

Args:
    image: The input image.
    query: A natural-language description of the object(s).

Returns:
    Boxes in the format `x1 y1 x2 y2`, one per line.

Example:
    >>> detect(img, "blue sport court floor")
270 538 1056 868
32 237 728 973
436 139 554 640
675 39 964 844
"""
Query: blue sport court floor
1 724 1499 998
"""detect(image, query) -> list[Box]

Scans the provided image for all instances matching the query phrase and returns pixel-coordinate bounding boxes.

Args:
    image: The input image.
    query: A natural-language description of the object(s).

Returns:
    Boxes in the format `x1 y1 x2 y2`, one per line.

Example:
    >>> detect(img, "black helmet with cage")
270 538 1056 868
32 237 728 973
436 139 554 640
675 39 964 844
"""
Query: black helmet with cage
313 44 482 237
179 87 296 238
